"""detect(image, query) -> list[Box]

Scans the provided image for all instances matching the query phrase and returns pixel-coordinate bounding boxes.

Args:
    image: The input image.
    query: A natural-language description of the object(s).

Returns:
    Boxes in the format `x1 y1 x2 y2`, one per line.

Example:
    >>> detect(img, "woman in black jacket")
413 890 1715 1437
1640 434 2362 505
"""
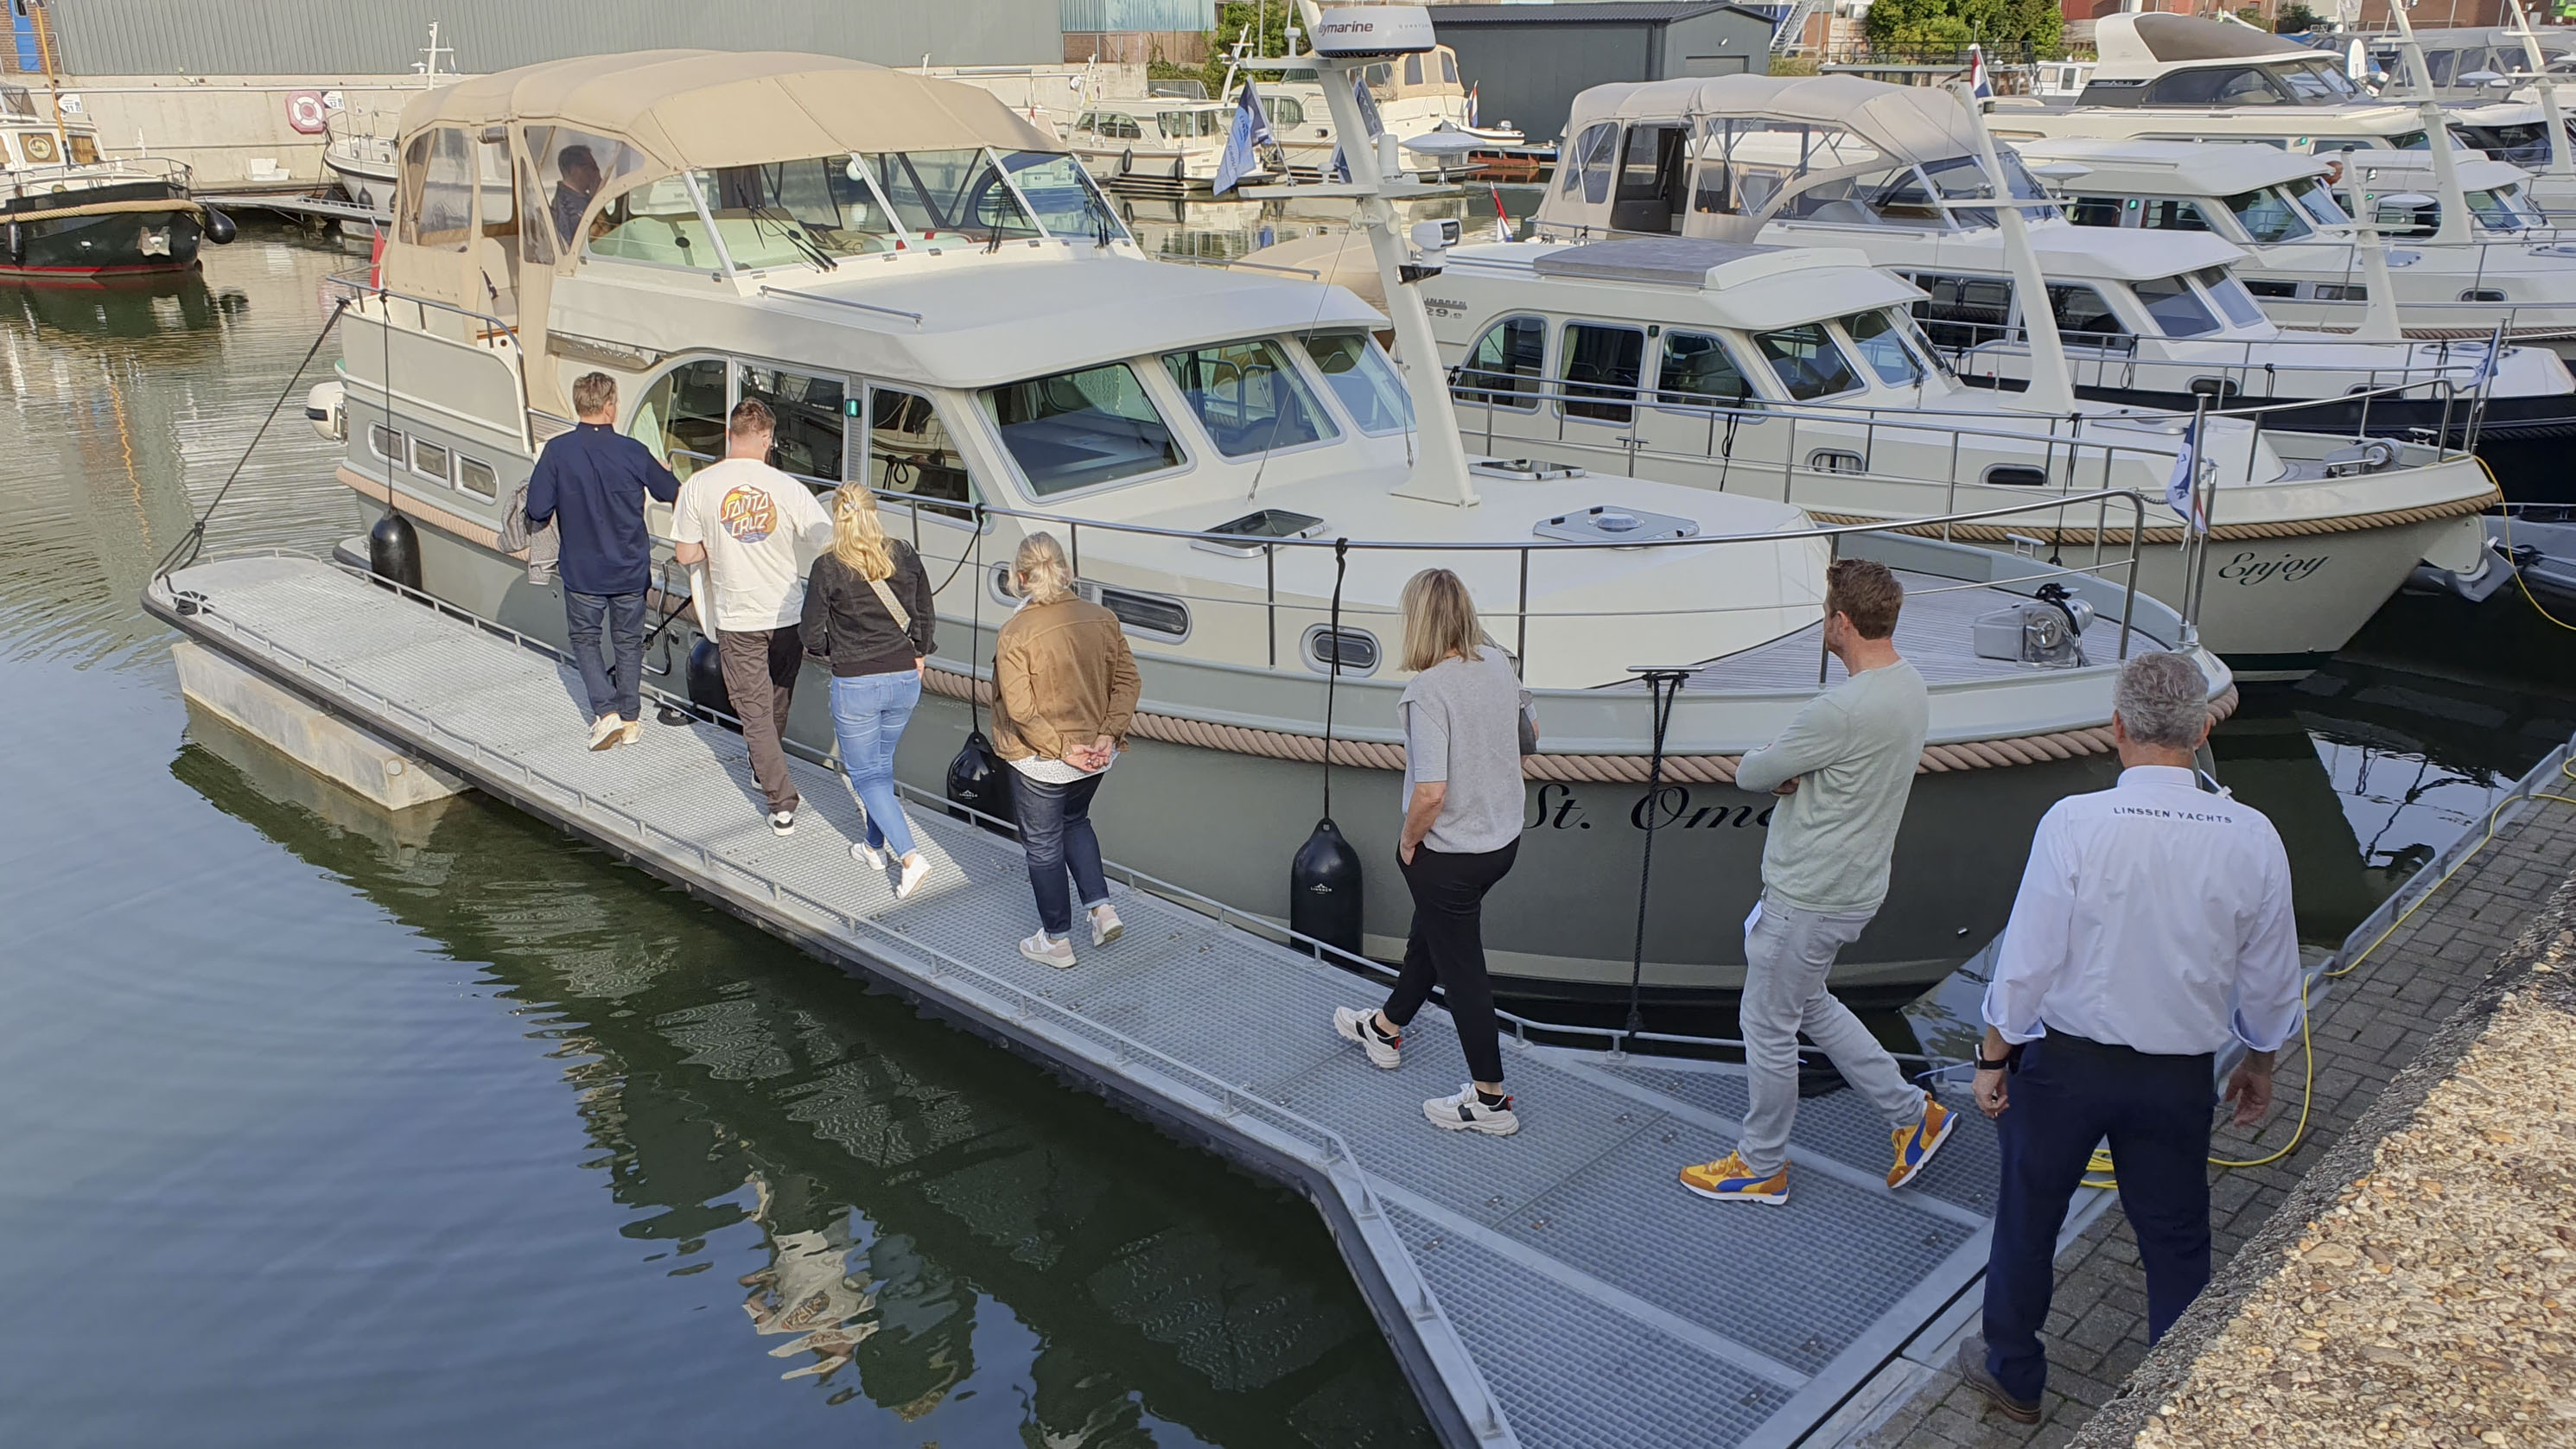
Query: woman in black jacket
802 483 938 897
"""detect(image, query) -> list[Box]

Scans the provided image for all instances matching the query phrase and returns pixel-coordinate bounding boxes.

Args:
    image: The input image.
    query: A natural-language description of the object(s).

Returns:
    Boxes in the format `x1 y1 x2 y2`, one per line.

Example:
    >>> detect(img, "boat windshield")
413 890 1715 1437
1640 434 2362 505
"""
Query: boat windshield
1838 308 1928 385
2130 274 2222 338
2192 265 2269 328
2222 187 2314 244
1752 322 1865 400
2275 58 2360 104
998 151 1125 239
1161 339 1340 456
2465 182 2541 233
1918 153 2058 230
980 362 1185 494
1301 333 1414 435
2283 175 2351 229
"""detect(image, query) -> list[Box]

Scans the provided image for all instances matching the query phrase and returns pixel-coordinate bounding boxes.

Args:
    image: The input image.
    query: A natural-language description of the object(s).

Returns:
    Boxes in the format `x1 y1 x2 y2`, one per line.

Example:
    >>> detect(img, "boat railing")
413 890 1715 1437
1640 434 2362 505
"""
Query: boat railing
874 488 2159 677
325 266 536 453
1441 372 2480 531
4 153 193 196
1918 312 2509 404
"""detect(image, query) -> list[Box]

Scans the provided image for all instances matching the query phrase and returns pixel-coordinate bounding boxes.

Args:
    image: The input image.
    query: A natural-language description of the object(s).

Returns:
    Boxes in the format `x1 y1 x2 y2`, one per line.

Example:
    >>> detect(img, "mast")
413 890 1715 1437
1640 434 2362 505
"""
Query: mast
1950 80 2077 415
2387 3 2474 247
1263 3 1477 507
2504 0 2574 186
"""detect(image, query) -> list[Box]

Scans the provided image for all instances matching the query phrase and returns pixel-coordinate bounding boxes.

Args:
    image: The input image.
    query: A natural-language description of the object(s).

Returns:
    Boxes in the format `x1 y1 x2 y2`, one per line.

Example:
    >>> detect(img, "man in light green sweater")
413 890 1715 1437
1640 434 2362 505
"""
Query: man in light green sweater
1678 560 1958 1204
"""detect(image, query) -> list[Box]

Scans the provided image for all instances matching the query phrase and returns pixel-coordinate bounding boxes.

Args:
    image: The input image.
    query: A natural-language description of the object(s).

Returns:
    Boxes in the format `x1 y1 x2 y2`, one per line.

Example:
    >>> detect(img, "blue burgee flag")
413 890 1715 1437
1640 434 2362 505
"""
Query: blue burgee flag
1213 80 1275 194
2469 344 2501 391
2165 414 2207 533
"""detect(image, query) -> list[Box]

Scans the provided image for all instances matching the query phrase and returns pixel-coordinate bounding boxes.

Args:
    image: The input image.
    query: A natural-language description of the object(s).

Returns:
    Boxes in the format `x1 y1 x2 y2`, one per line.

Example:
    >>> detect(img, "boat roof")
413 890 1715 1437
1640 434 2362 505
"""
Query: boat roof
2094 13 2312 70
1562 73 1978 168
2016 137 2328 195
397 49 1053 170
576 247 1390 390
2344 148 2533 192
1444 237 1922 327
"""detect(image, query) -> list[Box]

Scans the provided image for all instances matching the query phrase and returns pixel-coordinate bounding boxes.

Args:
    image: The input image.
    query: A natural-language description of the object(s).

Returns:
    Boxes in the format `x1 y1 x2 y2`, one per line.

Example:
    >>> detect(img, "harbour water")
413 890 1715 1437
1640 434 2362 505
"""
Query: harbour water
3 226 2569 1446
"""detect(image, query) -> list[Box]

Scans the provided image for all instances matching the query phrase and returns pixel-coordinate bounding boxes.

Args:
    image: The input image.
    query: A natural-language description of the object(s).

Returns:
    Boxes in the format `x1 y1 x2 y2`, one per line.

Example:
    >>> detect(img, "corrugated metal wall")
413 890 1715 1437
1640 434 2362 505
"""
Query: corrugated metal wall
1439 11 1771 144
1059 0 1215 34
44 0 1062 74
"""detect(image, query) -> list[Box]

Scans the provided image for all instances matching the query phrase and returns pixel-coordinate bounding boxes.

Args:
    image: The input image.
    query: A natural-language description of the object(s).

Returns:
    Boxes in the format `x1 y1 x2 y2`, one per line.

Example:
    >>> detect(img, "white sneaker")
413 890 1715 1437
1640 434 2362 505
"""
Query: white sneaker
588 715 620 751
1019 931 1076 969
1089 904 1123 948
896 853 932 900
1333 1006 1402 1070
850 840 885 871
768 809 796 836
619 717 642 747
1423 1084 1519 1137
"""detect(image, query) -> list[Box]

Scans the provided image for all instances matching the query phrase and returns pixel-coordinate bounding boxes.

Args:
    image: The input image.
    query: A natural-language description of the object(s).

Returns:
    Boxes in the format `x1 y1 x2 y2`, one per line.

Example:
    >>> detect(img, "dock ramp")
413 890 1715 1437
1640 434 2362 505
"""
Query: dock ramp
149 553 2020 1449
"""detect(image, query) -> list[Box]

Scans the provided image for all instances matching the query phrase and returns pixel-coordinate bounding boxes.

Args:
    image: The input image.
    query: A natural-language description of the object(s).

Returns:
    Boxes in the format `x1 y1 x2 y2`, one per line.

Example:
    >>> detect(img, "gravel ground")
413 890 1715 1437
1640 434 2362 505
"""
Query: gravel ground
2129 931 2576 1448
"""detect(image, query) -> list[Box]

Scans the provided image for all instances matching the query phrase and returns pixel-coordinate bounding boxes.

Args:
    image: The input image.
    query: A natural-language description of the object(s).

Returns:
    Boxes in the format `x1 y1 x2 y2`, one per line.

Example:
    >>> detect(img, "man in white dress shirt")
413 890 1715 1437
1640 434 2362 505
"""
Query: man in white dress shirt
1957 651 2302 1425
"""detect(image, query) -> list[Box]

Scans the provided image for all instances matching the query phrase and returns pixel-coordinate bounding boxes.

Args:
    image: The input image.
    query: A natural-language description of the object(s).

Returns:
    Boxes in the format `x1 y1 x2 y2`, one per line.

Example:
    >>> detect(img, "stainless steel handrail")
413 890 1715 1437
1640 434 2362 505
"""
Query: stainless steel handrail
326 265 537 452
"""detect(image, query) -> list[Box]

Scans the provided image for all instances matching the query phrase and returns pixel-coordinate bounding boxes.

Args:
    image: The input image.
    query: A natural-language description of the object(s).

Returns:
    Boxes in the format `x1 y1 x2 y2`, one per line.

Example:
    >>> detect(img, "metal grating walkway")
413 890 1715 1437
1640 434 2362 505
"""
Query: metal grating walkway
149 553 2008 1449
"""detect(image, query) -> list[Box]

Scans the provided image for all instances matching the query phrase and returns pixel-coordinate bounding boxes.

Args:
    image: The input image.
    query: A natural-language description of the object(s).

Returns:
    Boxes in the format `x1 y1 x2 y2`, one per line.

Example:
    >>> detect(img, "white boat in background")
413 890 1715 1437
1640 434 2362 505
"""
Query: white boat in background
1227 41 1532 180
320 105 397 223
1065 94 1261 193
302 38 2228 1000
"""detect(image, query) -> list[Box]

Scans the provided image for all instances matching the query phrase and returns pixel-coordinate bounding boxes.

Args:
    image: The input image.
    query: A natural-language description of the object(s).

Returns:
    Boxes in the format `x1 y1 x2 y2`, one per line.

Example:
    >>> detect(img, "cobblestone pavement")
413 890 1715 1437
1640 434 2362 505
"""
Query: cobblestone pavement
1854 791 2576 1449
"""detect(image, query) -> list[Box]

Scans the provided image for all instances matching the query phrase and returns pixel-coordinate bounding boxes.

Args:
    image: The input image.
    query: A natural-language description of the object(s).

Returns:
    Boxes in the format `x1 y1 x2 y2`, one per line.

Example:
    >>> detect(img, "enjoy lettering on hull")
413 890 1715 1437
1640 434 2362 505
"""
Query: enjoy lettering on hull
2217 550 2330 587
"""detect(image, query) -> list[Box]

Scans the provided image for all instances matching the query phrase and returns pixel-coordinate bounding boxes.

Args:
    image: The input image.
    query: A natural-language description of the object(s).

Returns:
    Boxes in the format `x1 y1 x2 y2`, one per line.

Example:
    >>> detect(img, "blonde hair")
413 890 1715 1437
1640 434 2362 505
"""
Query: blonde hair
830 483 895 582
1400 569 1483 673
1013 531 1077 607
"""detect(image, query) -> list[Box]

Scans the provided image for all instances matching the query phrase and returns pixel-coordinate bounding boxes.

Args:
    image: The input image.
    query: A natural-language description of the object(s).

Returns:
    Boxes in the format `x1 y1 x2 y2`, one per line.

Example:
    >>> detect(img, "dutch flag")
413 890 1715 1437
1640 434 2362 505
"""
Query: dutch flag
1969 44 1994 101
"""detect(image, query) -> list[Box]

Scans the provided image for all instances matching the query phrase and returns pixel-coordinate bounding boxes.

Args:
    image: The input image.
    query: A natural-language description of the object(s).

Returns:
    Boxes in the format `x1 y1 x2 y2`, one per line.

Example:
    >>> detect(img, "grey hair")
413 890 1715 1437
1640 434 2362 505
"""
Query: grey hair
2114 651 2211 749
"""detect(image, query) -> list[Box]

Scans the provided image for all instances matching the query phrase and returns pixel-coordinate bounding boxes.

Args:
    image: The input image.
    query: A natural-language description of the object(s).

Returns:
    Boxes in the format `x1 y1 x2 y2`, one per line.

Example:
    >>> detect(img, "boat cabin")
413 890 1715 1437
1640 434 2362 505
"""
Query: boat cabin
2070 13 2364 111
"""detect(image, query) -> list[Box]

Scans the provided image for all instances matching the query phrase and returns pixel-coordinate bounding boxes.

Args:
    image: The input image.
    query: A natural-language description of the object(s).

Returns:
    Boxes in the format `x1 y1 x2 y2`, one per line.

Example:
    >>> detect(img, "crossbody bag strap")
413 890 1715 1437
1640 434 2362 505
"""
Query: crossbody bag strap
865 574 912 634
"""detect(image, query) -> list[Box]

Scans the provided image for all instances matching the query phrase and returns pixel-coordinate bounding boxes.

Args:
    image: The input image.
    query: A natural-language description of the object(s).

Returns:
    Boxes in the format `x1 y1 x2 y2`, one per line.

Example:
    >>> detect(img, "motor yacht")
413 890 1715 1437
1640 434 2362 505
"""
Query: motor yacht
305 42 2229 1002
0 84 234 276
1225 41 1533 180
1064 96 1260 194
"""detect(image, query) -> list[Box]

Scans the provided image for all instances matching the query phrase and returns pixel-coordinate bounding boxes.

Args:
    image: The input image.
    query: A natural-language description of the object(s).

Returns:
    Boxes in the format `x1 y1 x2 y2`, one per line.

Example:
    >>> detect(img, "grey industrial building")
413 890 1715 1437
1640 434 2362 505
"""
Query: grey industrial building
39 0 1066 73
1430 1 1775 145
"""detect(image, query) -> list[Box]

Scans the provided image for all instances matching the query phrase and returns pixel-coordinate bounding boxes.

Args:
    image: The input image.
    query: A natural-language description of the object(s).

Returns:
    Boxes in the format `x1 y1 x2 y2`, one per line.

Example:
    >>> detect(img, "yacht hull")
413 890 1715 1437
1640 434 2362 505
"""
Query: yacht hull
0 182 204 276
385 518 2120 1001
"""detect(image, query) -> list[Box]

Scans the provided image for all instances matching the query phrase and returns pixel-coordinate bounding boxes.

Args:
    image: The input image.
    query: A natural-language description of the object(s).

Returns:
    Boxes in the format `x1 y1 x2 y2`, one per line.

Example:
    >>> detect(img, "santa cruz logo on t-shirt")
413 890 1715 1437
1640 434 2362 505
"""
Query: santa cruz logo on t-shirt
719 485 777 543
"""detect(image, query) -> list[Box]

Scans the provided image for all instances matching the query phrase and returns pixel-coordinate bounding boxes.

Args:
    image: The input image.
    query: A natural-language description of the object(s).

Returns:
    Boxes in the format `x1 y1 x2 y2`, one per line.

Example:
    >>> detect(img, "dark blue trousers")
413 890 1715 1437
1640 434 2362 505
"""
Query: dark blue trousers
1982 1033 2217 1402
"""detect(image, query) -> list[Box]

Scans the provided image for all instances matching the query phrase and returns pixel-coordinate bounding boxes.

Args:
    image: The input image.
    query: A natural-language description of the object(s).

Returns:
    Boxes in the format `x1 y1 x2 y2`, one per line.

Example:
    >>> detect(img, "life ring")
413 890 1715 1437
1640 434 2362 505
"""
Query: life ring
286 90 328 135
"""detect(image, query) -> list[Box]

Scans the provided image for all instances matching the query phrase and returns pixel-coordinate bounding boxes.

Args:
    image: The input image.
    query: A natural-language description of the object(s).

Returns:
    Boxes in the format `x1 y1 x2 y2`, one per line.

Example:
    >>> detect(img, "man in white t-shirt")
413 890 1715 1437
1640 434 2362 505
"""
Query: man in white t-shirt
672 398 833 835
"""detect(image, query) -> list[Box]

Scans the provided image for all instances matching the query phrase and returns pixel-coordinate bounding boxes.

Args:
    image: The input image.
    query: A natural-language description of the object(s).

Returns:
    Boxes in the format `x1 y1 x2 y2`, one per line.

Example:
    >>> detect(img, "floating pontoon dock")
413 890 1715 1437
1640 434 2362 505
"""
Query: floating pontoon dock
148 552 2078 1449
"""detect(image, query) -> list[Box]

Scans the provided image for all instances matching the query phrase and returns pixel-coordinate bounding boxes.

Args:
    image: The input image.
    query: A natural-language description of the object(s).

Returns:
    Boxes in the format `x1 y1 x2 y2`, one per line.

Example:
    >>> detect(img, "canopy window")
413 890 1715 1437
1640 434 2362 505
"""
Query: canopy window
525 126 642 257
980 363 1184 496
398 126 476 251
860 149 1037 245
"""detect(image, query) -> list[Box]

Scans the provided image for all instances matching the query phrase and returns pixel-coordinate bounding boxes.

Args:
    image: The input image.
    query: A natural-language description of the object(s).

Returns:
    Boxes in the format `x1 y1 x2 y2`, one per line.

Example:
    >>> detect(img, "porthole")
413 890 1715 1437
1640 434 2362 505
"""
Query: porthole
1983 465 2047 490
410 436 449 483
1303 624 1380 675
2459 288 2507 302
456 455 499 501
1808 449 1866 474
368 423 403 461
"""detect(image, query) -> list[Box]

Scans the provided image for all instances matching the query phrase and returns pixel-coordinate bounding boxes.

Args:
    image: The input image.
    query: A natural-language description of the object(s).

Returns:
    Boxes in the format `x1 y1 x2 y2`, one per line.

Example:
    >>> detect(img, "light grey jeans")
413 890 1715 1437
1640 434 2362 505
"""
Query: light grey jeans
1738 892 1929 1176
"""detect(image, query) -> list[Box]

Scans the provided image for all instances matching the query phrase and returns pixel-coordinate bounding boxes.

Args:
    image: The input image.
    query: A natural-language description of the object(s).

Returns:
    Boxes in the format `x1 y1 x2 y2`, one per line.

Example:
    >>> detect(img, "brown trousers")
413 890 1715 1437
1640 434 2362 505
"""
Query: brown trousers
717 626 803 814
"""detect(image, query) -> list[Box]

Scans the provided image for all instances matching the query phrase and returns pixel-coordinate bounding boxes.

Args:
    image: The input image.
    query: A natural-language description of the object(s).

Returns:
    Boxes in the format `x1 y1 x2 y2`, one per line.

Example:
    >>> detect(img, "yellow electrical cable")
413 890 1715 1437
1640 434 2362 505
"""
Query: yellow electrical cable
2079 754 2576 1188
2498 508 2576 633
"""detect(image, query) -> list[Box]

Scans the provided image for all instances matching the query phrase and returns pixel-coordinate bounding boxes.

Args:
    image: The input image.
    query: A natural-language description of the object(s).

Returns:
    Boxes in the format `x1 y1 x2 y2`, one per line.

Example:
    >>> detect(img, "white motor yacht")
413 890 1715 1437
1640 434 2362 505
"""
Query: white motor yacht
1227 41 1533 180
1489 73 2500 668
307 41 2229 1001
1065 95 1260 194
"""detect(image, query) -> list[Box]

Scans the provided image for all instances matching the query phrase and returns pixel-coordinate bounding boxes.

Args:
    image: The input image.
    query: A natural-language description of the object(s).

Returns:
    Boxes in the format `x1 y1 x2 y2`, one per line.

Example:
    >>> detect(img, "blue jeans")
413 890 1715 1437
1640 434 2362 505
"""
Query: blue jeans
563 590 646 721
829 670 920 857
1983 1033 2217 1402
1014 770 1109 938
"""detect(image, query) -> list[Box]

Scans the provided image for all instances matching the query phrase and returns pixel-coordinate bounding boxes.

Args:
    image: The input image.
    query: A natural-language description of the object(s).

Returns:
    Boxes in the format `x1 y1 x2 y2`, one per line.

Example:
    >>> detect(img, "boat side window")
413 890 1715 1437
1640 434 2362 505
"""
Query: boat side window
1301 332 1415 435
1555 322 1645 423
1751 322 1864 401
2077 77 2152 107
410 436 449 484
2131 275 2221 339
1453 314 1547 411
2192 265 2268 327
1404 54 1424 87
2147 66 2287 106
1563 122 1619 203
1910 271 2013 351
862 149 1038 244
456 455 499 502
2067 195 2128 227
398 125 476 251
2283 176 2350 228
2042 283 2134 353
2138 197 2217 234
978 362 1185 495
1263 96 1306 127
1161 339 1339 456
369 423 403 462
865 385 976 520
1093 113 1142 141
1441 49 1460 85
735 365 847 485
1838 309 1927 385
1653 330 1756 409
2221 187 2311 244
2466 184 2537 233
523 126 640 256
628 357 730 480
1000 151 1125 240
65 133 96 165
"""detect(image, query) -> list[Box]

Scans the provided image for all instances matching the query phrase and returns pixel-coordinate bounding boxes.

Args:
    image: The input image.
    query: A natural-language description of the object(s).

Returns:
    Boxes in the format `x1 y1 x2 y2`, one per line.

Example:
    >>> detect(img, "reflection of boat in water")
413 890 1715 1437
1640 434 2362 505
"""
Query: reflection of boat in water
168 709 1432 1442
310 46 2223 1001
1 264 228 336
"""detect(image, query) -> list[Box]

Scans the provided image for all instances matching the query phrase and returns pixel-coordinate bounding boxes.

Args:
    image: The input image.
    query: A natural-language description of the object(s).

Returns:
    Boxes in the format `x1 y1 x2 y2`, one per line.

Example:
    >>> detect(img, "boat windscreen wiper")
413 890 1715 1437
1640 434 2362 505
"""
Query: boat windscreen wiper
747 204 838 271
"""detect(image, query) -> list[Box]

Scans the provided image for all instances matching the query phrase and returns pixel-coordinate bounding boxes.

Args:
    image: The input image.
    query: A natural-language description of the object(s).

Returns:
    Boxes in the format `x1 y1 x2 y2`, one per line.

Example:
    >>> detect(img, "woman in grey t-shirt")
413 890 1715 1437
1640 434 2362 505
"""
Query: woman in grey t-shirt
1330 569 1530 1138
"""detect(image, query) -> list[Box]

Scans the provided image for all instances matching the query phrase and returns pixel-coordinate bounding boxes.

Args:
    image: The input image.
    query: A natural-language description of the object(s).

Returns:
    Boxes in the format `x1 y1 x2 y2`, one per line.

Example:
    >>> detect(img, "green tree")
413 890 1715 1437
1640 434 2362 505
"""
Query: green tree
1161 1 1302 99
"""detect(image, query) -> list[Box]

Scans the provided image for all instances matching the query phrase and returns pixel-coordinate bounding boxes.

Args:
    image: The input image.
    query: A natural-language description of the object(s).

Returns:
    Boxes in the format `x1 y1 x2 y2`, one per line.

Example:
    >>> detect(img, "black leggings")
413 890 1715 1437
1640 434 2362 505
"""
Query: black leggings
1383 839 1519 1084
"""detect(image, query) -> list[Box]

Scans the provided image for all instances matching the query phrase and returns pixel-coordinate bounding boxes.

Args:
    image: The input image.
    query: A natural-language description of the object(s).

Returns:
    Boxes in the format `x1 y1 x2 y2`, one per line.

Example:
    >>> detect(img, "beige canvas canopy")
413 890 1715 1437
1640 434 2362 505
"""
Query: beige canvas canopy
394 49 1053 173
1562 74 1981 172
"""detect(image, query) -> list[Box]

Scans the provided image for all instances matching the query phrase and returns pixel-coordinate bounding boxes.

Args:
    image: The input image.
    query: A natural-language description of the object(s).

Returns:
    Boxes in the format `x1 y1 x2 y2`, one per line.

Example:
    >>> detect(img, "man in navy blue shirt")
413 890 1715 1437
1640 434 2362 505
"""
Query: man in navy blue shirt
525 371 681 749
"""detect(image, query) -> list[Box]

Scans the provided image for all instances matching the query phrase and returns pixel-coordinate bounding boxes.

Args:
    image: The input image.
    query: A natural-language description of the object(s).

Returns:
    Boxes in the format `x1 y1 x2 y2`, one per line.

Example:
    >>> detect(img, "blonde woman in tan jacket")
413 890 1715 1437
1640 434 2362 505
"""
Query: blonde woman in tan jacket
992 532 1140 969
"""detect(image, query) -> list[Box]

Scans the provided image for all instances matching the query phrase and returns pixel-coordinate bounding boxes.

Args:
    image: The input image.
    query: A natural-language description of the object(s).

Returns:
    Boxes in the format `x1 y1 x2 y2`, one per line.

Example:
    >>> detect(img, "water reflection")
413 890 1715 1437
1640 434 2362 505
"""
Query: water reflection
172 700 1432 1446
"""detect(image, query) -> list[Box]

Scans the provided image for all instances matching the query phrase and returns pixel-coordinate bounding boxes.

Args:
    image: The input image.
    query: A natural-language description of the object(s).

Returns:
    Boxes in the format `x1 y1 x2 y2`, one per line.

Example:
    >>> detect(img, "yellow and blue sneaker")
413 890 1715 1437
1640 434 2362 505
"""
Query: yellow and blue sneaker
1677 1150 1788 1204
1886 1093 1957 1190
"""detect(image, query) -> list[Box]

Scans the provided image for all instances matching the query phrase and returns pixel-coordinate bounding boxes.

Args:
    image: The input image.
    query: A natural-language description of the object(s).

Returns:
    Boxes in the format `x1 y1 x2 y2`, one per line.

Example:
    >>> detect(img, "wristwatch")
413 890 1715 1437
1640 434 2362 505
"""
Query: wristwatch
1976 1052 2013 1072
